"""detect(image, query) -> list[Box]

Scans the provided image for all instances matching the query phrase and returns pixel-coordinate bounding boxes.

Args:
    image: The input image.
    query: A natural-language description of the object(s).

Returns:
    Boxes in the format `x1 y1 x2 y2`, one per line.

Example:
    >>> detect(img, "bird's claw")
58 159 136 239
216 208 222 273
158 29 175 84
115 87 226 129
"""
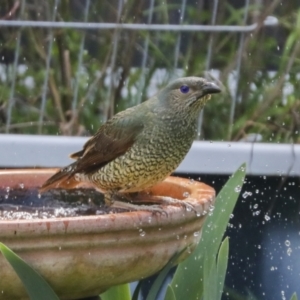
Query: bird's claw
158 196 197 214
109 199 168 216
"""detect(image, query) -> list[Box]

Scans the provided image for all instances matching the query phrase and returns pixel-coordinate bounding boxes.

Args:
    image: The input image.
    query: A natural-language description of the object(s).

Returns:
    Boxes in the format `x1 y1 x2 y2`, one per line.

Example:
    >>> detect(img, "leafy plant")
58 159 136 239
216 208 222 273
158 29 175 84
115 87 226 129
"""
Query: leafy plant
0 1 299 143
0 243 59 300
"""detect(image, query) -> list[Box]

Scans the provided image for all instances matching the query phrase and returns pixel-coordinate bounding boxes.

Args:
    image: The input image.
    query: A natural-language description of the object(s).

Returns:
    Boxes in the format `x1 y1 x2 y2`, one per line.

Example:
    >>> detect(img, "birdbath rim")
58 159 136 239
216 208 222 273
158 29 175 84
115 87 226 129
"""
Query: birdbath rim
0 168 215 230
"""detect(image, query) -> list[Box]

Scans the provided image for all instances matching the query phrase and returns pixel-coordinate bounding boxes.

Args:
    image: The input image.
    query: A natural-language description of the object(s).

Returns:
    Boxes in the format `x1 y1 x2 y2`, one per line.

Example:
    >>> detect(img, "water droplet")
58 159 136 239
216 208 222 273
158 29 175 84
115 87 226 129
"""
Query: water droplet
189 179 195 184
285 240 291 247
139 229 146 237
242 191 252 199
253 204 258 209
196 211 201 217
6 187 10 193
193 231 200 237
230 214 234 219
186 206 192 212
37 193 41 199
264 214 270 221
19 183 24 189
255 189 259 194
234 185 241 193
183 191 190 198
240 166 245 172
4 194 8 199
287 248 292 256
176 235 180 240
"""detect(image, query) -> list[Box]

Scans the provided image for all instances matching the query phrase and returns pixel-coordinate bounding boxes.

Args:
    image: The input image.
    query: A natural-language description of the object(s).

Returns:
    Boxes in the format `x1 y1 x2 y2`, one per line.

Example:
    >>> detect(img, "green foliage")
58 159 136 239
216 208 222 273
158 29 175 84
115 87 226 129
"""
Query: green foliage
101 283 131 300
169 164 245 300
0 1 298 142
0 242 59 300
144 250 187 300
290 293 298 300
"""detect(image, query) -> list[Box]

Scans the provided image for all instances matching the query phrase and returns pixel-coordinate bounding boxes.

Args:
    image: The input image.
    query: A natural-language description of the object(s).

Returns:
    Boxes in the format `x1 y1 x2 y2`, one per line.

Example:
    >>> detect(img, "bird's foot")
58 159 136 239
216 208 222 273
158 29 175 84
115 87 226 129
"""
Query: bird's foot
104 192 197 215
131 194 197 213
104 193 167 215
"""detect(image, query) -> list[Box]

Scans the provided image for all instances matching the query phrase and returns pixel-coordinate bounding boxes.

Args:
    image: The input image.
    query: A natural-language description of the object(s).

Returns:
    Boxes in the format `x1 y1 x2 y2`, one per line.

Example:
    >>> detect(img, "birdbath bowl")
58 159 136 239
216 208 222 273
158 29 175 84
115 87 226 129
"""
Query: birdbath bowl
0 169 215 300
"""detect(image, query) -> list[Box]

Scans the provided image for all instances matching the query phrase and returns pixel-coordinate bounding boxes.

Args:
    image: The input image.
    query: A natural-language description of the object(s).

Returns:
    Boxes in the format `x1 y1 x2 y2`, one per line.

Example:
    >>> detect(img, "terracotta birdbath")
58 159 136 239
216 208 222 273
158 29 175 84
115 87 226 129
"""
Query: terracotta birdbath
0 169 215 300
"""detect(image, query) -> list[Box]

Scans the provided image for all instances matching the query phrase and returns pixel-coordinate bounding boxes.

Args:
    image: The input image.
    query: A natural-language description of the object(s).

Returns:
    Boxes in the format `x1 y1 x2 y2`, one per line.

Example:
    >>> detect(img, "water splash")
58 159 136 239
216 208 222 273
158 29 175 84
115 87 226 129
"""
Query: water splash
0 187 121 220
242 191 252 199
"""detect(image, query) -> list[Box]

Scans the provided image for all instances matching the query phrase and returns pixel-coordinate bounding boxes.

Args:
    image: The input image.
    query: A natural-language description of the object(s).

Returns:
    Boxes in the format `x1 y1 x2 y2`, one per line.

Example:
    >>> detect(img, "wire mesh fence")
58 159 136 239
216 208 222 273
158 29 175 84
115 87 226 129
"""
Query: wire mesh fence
0 0 298 143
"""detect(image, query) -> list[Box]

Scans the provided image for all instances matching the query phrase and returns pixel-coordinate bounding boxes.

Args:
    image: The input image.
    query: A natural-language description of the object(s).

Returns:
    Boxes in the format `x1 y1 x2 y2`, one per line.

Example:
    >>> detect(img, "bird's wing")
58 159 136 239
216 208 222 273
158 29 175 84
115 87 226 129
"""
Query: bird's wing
69 108 144 175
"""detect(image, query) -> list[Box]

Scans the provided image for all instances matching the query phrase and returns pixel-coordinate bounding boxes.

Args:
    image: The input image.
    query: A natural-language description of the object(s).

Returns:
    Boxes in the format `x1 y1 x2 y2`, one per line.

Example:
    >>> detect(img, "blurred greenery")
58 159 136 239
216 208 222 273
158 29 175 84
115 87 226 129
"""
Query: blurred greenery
0 0 299 143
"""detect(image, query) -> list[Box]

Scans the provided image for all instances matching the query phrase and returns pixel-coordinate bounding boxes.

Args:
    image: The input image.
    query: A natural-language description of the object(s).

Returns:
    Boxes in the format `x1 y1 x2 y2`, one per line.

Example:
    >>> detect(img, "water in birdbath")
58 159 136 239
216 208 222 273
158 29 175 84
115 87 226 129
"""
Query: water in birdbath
0 187 125 220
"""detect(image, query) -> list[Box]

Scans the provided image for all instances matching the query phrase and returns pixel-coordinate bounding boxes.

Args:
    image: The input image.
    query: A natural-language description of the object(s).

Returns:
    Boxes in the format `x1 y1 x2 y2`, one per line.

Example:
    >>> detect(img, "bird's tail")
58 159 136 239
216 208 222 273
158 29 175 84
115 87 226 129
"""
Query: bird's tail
40 162 79 193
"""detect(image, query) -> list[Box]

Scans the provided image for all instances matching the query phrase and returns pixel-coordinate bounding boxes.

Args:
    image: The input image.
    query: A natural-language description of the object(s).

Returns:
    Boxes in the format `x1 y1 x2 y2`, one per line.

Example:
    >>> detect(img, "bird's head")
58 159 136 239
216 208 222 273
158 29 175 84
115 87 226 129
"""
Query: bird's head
158 76 221 114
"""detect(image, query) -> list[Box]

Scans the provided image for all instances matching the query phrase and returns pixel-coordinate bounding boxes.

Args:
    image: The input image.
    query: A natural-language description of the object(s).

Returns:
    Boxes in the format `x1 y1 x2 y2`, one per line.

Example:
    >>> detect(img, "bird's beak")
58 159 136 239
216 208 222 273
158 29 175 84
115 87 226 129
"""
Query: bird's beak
202 82 221 95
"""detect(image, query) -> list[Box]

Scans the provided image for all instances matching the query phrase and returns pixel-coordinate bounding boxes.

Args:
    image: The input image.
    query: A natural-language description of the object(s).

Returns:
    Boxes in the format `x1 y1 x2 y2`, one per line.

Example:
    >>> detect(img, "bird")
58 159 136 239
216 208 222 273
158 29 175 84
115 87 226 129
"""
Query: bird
40 77 221 212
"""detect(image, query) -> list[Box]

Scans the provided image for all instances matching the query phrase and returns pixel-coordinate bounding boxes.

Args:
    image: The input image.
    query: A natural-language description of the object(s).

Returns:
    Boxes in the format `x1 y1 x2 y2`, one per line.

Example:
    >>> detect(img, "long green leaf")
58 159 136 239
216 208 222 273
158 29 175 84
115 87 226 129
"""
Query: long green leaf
0 242 60 300
146 249 185 300
203 248 217 300
203 239 229 300
216 237 229 299
100 284 131 300
200 164 245 268
165 285 176 300
170 164 246 300
132 281 143 300
290 293 298 300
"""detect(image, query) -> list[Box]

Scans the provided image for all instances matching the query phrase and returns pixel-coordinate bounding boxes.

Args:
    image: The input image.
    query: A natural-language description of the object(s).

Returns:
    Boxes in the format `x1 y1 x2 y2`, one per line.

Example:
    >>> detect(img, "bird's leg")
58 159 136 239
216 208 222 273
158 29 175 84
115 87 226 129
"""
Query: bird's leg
129 192 197 213
105 191 197 214
104 192 167 215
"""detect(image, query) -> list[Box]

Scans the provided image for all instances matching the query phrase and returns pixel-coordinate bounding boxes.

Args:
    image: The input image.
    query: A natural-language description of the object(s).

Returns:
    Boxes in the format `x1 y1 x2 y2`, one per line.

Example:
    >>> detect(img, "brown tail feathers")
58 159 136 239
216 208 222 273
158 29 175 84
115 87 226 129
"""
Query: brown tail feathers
40 163 79 193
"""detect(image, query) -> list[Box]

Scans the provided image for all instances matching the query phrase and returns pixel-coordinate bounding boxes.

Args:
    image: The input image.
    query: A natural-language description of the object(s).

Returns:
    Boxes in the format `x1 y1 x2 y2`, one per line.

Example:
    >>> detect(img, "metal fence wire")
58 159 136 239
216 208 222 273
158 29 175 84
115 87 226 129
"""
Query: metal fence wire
0 0 290 142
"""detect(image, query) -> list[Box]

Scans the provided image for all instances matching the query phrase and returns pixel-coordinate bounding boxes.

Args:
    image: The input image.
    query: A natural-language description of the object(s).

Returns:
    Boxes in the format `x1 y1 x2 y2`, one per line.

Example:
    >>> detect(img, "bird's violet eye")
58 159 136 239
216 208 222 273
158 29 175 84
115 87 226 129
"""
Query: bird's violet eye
180 85 189 93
